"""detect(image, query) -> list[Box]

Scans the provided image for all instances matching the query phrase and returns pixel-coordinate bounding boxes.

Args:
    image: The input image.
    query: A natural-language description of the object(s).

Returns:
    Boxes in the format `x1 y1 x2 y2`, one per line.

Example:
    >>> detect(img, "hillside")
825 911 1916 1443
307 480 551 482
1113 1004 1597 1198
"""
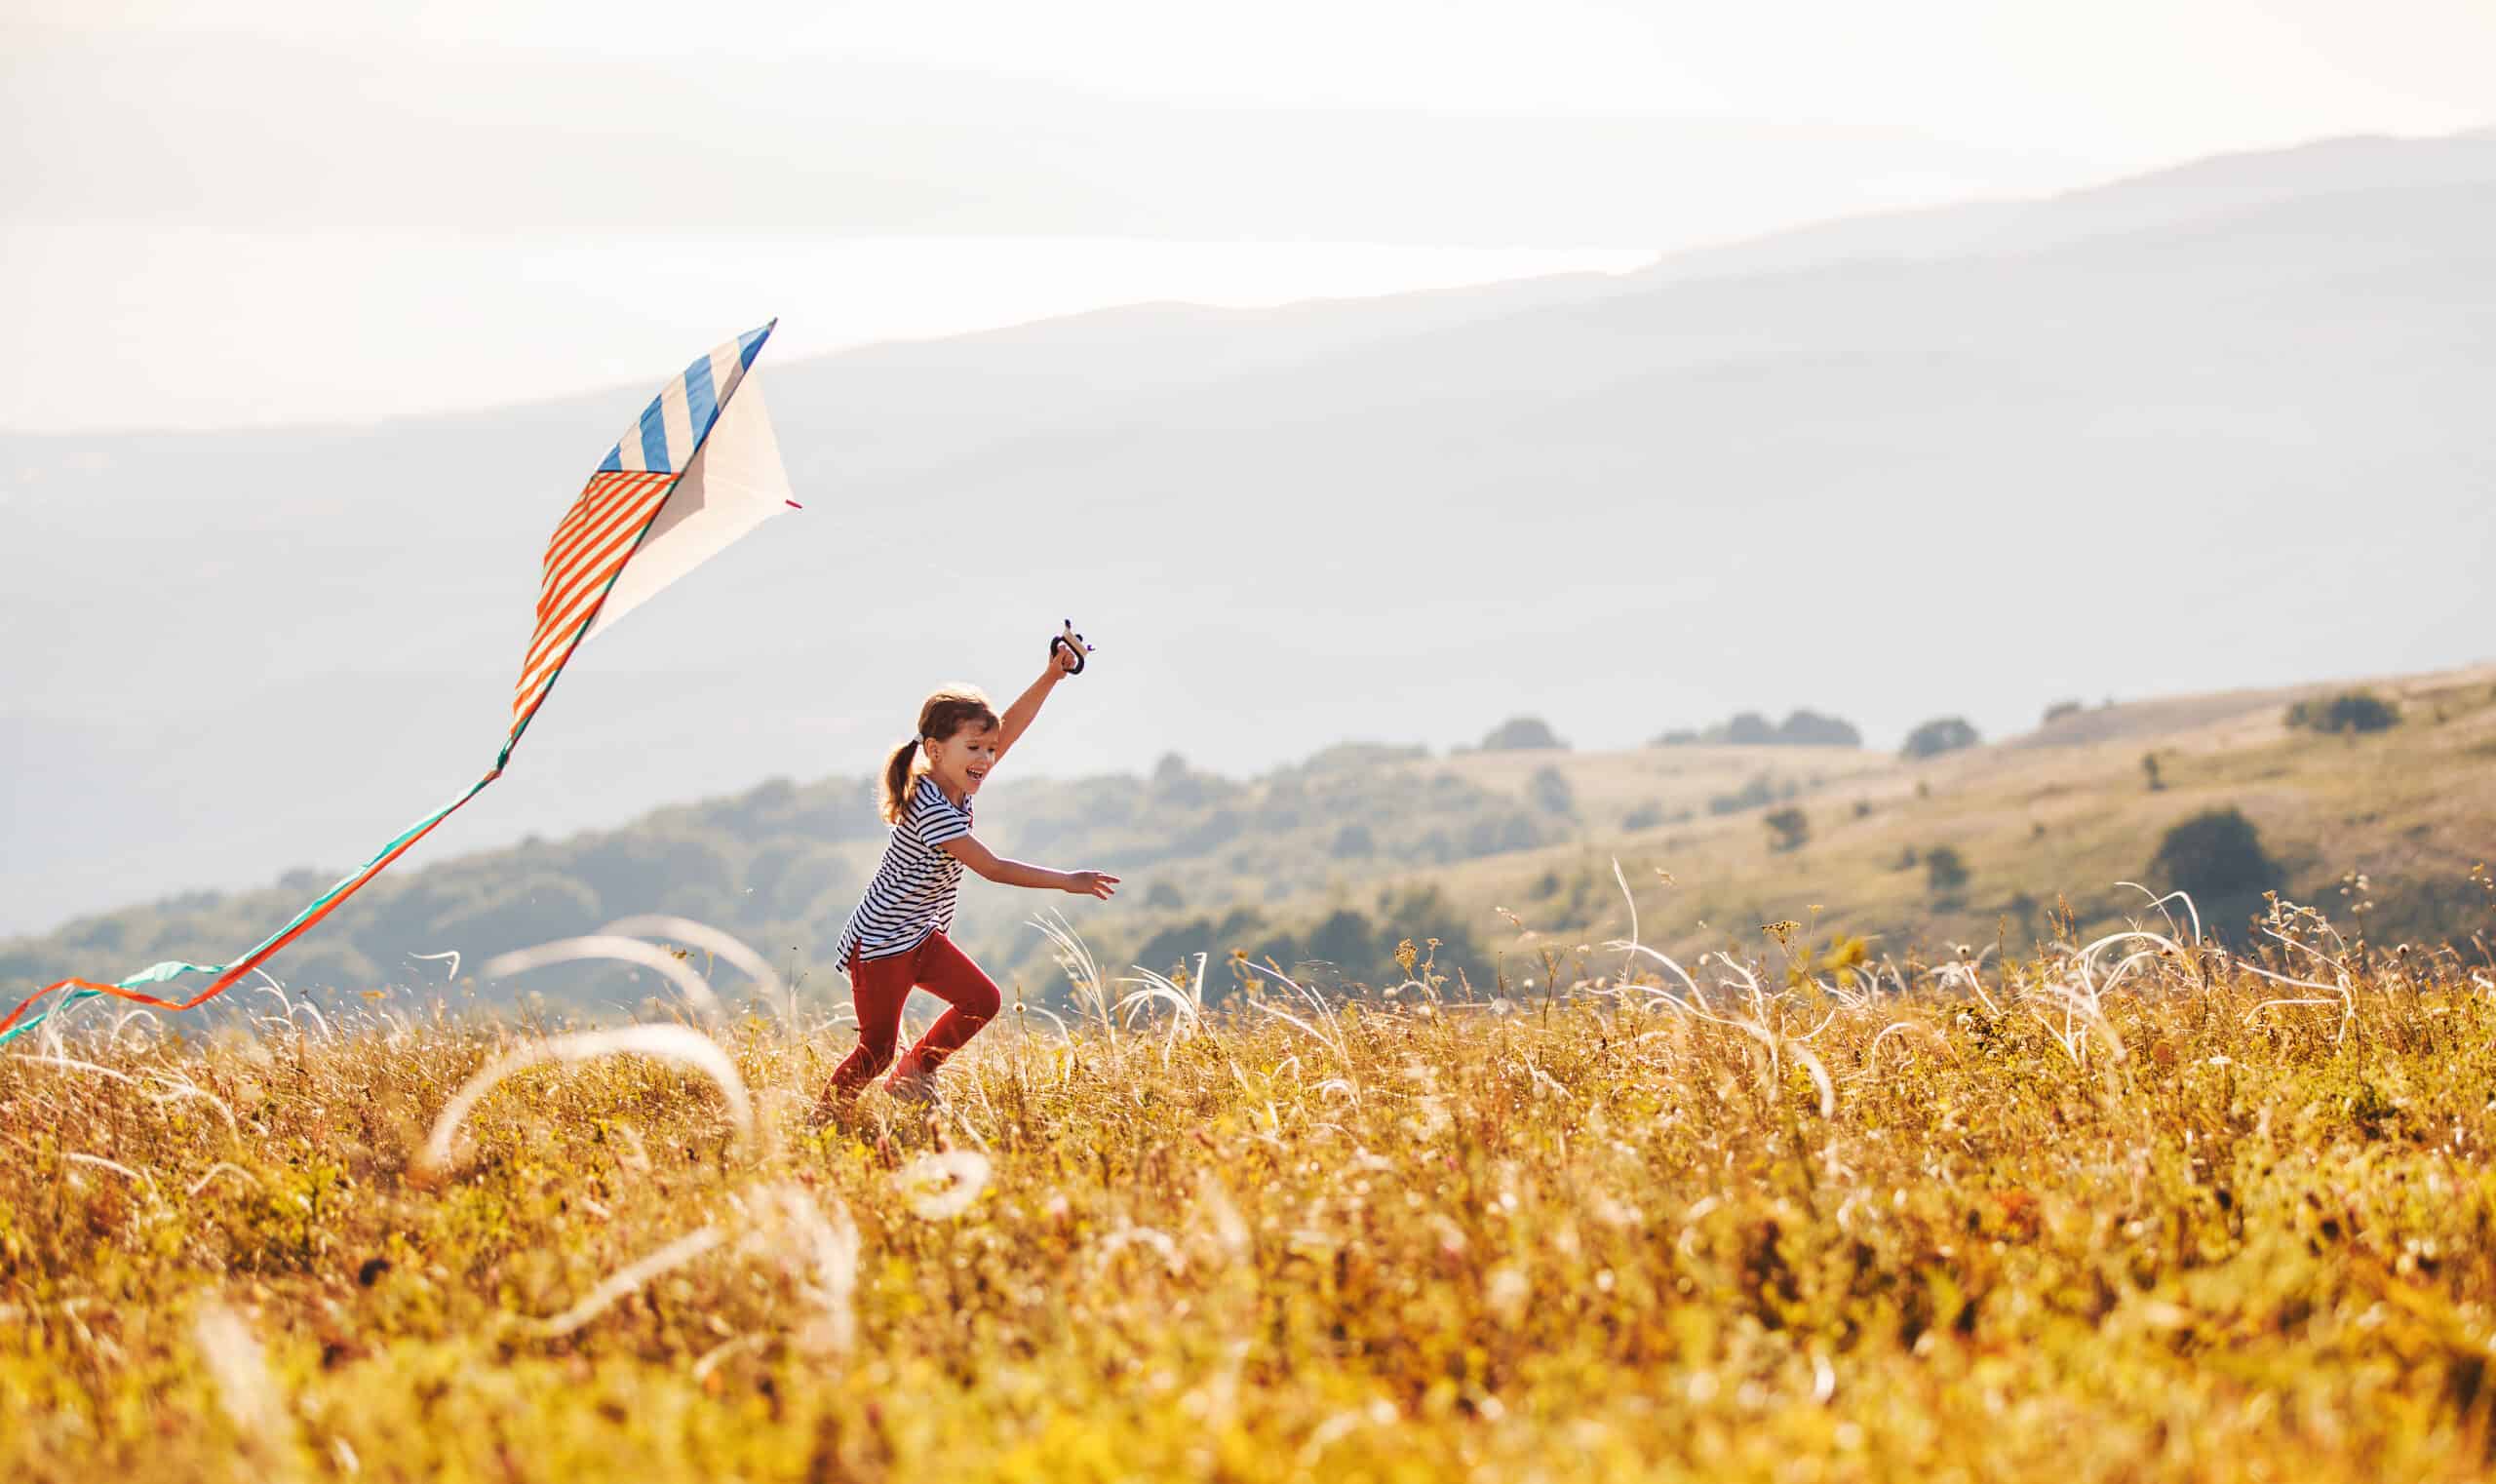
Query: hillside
9 127 2495 934
7 662 2491 1025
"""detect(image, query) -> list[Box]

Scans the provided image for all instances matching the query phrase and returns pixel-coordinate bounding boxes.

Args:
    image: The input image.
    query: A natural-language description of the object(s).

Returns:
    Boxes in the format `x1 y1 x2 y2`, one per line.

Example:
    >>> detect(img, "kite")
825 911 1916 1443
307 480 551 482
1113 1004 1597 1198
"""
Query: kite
1 322 798 1045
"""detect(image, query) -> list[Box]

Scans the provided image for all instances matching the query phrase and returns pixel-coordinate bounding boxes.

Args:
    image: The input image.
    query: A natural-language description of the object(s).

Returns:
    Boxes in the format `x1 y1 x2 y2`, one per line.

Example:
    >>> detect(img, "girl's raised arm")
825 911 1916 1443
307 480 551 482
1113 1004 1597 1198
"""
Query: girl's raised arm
994 640 1082 760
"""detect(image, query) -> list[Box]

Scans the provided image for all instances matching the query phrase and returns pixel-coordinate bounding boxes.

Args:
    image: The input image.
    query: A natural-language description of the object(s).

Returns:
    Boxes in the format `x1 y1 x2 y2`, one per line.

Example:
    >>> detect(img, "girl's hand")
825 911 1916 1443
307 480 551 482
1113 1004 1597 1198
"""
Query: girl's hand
1064 871 1120 900
1048 620 1091 677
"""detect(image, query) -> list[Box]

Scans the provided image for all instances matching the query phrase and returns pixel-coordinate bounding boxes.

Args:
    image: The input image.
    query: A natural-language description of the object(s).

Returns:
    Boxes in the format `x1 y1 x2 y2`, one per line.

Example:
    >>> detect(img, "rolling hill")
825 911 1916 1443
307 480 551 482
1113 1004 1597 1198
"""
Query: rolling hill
7 660 2489 1026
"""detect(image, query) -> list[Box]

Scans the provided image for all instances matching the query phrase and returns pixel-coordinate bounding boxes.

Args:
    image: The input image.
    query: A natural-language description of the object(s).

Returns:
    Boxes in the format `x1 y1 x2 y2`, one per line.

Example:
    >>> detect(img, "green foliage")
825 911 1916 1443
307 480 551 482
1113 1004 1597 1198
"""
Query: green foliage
0 746 1558 1019
1479 716 1566 751
1708 772 1796 816
1128 885 1485 994
1655 708 1862 748
1527 765 1576 817
1900 717 1980 760
2287 691 2400 735
1763 807 1810 852
1925 844 1970 896
2150 807 2279 907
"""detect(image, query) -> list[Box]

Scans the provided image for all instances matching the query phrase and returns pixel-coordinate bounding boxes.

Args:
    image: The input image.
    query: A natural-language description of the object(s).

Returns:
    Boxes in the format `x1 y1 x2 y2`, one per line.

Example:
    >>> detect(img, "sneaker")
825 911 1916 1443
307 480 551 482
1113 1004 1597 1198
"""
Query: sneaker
884 1066 943 1110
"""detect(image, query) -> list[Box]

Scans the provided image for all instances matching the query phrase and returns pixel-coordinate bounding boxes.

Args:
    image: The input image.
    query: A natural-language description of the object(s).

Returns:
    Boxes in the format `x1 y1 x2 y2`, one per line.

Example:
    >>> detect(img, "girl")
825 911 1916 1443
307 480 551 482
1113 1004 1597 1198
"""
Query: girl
817 636 1117 1113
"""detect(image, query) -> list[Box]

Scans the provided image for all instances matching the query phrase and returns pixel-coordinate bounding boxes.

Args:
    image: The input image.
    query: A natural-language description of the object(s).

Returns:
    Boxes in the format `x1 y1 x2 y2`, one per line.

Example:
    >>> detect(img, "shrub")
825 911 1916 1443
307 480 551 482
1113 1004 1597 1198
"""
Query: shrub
1764 807 1810 852
1901 718 1981 760
1707 774 1775 816
1926 845 1970 896
1622 801 1666 831
1481 717 1567 751
1527 765 1577 817
1774 710 1863 748
1719 712 1776 745
1654 709 1863 748
2149 807 2279 904
2286 691 2399 735
2042 699 2084 725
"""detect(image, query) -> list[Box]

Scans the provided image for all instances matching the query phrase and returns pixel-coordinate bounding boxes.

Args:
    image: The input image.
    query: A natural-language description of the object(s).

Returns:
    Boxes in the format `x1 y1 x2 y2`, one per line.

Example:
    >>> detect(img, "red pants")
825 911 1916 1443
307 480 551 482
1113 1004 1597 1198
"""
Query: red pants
826 931 1001 1097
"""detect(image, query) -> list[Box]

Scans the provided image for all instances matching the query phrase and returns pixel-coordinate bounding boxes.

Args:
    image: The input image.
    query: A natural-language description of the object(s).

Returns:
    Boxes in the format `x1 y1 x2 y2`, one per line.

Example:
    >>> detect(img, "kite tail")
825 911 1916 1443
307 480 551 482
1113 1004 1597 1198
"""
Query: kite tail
0 767 504 1047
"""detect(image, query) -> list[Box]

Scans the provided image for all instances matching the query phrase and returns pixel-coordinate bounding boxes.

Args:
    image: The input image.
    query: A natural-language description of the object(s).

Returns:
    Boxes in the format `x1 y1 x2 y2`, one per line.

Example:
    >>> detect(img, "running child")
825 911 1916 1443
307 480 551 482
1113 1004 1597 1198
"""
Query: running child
816 632 1117 1113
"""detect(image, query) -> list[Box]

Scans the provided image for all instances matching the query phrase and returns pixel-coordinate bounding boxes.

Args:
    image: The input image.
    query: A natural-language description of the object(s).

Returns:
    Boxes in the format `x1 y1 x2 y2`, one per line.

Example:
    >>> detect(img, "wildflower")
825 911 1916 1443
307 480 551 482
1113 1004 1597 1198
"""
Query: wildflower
898 1150 992 1221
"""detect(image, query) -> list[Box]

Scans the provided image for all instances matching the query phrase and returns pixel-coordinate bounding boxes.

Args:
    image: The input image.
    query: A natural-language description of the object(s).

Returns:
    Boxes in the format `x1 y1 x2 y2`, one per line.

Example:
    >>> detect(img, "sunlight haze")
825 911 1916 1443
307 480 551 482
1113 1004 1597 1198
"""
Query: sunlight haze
7 1 2487 428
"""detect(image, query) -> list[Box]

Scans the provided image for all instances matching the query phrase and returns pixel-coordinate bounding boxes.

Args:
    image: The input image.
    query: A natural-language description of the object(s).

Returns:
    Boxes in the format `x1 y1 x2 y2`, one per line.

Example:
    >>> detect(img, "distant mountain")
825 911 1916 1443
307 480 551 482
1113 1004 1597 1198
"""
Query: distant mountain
9 128 2494 935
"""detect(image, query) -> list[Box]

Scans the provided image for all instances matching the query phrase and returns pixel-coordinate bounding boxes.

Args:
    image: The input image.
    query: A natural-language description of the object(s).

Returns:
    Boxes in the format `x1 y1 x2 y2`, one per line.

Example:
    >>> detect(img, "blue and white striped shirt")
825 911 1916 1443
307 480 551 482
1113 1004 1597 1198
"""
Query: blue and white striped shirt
833 776 974 974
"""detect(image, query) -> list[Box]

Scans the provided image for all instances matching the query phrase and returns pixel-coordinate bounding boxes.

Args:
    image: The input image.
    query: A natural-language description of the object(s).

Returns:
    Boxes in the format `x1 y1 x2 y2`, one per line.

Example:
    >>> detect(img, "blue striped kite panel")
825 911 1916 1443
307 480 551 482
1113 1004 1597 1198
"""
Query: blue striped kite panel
595 321 776 475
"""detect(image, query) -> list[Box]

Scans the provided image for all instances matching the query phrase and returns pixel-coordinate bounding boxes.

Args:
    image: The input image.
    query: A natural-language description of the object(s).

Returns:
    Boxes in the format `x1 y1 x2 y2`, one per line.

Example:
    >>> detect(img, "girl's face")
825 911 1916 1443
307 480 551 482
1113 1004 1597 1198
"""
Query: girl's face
923 720 999 801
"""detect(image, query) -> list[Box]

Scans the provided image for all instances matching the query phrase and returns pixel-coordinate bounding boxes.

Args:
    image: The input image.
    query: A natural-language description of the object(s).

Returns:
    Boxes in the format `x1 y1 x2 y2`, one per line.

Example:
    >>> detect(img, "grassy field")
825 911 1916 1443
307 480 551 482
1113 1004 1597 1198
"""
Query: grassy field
9 889 2496 1482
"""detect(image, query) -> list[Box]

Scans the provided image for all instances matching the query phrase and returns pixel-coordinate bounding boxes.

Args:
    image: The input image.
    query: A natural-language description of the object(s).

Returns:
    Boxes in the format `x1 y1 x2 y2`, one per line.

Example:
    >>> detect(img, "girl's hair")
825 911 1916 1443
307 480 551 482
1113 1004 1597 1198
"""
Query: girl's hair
880 685 1000 823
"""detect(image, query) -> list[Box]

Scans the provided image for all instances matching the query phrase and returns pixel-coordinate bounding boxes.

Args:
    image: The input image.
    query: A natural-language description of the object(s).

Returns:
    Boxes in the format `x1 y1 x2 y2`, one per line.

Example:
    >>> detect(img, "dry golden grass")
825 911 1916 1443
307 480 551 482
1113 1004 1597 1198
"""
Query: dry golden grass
7 897 2496 1483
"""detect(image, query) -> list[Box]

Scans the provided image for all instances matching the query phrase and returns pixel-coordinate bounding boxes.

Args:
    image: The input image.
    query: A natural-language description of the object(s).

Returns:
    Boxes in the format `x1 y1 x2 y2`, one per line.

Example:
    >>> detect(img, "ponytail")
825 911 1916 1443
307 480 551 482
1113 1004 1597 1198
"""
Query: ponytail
879 684 1000 824
878 738 922 825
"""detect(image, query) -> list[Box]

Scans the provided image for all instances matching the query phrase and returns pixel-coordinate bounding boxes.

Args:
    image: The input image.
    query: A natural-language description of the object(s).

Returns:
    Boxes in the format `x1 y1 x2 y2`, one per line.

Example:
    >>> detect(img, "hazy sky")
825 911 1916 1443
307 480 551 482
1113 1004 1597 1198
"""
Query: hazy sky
5 0 2490 429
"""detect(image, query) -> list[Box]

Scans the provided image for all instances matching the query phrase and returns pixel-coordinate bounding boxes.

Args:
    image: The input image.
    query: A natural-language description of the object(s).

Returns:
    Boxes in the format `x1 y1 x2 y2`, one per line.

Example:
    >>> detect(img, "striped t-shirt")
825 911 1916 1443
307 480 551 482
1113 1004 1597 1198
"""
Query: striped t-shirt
832 775 974 974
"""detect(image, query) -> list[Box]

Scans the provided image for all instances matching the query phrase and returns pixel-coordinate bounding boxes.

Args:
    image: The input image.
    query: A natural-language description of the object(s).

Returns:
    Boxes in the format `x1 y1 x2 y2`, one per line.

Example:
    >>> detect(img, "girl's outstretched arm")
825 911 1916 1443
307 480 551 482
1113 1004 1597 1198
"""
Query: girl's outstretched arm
941 835 1119 899
994 643 1082 761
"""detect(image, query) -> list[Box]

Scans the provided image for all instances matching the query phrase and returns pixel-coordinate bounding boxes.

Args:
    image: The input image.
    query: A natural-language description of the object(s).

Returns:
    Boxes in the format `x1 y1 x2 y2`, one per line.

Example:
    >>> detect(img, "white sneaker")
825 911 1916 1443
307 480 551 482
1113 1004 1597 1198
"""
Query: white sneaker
885 1068 942 1109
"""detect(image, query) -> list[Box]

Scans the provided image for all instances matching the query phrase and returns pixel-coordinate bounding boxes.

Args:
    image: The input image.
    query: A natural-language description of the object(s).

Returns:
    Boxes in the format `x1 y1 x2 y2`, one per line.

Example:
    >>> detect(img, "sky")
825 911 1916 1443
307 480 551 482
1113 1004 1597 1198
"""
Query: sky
5 0 2490 431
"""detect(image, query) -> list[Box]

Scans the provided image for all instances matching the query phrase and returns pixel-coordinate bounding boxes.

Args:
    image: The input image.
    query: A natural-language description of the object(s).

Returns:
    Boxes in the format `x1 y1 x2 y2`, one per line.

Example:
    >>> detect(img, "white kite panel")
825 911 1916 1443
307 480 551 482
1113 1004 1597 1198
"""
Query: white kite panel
584 371 795 644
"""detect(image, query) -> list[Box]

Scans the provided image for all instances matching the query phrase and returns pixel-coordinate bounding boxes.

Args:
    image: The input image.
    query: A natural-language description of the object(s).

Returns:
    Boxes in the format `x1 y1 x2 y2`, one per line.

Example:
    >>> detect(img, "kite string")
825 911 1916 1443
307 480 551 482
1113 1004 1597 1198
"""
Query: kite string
3 323 768 1049
0 767 503 1046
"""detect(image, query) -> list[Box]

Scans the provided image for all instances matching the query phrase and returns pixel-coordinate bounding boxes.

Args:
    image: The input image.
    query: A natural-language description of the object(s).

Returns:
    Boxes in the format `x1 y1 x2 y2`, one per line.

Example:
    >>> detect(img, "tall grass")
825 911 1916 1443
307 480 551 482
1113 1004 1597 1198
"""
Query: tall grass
6 892 2496 1482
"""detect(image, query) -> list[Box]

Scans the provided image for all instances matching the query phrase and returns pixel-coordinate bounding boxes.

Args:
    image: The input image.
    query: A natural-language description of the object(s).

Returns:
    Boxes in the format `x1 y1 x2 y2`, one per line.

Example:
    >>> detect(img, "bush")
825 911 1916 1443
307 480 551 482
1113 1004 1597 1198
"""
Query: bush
2149 807 2279 904
2042 699 2083 725
1901 718 1980 760
1925 845 1970 896
1719 712 1776 745
1527 766 1576 817
2286 692 2399 735
1764 807 1810 852
1622 801 1666 832
1481 717 1567 752
1707 774 1775 816
1654 709 1863 748
1775 710 1863 748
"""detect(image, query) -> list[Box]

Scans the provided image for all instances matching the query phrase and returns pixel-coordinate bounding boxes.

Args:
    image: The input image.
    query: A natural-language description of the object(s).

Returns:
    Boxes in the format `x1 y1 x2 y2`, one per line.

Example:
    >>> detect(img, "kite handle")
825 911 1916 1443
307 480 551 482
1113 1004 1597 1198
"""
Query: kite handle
1050 618 1091 676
